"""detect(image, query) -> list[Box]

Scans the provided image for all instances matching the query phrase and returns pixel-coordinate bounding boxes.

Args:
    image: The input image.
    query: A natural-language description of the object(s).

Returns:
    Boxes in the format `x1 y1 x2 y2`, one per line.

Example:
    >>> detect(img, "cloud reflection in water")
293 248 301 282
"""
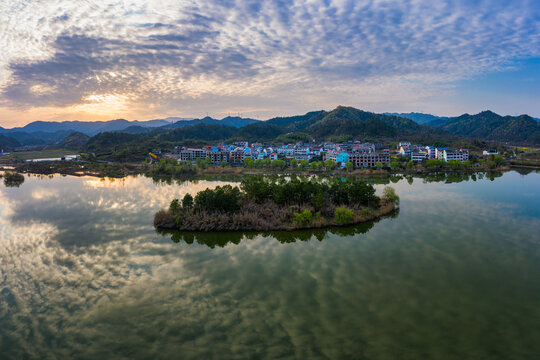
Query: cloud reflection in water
0 172 539 359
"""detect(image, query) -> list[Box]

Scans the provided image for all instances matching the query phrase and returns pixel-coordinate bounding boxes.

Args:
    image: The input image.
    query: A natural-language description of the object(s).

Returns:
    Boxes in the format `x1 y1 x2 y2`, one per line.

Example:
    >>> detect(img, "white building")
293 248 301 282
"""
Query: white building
398 142 411 148
411 150 429 162
438 149 469 162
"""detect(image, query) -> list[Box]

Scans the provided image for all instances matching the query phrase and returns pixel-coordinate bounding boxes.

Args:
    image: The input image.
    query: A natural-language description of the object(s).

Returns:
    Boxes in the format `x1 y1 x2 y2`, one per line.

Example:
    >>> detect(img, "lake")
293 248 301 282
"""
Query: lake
1 171 539 359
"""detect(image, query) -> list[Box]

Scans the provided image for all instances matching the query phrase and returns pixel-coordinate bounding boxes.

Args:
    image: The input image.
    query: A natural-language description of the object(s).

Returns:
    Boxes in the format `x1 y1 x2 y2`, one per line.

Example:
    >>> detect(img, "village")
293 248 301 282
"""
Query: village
153 140 483 169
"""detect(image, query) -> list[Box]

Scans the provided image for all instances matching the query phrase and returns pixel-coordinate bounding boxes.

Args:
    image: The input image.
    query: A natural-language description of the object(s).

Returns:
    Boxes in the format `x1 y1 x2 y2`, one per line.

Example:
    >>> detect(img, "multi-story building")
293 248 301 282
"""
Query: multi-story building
399 146 411 157
349 151 390 168
208 150 229 164
229 148 247 164
411 150 429 162
178 148 209 162
438 149 469 162
435 147 449 159
424 146 437 159
398 142 411 148
336 152 349 164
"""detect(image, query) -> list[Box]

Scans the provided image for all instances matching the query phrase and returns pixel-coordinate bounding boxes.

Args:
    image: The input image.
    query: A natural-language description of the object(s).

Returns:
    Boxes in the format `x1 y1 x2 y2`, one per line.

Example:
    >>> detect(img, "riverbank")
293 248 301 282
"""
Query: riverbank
1 159 520 180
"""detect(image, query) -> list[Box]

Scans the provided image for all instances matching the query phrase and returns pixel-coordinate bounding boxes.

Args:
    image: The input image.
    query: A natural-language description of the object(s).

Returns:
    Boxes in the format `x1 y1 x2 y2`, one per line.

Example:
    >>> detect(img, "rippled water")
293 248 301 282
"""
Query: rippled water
0 171 539 359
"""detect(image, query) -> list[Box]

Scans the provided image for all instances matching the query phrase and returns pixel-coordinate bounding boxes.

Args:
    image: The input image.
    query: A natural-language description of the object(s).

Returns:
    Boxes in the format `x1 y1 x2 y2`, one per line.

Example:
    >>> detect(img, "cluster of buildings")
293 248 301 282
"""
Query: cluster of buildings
323 143 390 167
397 142 469 162
170 140 391 167
164 140 477 167
173 142 317 165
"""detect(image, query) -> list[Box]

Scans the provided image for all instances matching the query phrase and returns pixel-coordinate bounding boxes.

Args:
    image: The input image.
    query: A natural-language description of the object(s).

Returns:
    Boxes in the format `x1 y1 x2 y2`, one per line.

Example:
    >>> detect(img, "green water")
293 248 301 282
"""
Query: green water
0 171 539 359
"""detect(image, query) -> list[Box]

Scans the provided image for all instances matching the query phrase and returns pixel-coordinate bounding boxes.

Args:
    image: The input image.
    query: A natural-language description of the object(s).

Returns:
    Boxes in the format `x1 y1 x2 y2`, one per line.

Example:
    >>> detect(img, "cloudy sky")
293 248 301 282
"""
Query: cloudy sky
1 0 539 127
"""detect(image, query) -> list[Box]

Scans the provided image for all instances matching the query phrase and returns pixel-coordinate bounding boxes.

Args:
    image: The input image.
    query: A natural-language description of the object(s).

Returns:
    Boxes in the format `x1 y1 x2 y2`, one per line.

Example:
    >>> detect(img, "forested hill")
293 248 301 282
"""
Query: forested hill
4 106 538 152
84 106 540 161
83 106 464 161
0 134 21 150
427 110 540 144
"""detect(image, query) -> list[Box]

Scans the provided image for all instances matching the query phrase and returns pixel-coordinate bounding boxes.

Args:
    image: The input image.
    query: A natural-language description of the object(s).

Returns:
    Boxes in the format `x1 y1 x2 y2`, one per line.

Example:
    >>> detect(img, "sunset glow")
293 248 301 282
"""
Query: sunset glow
1 0 539 127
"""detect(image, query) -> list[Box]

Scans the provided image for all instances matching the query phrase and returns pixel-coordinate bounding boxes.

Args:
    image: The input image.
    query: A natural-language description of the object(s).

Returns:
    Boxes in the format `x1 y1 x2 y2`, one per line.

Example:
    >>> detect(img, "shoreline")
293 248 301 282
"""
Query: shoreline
1 160 531 180
155 204 400 236
155 200 397 233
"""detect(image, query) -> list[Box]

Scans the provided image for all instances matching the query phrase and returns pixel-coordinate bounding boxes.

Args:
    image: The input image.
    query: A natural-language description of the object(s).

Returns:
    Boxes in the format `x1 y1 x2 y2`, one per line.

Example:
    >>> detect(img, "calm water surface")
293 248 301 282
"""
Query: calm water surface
0 171 539 359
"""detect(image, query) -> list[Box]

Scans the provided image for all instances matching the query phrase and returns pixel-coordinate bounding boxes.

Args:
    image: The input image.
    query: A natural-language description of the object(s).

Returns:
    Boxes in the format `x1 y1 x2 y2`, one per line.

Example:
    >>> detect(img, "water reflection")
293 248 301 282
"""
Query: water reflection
0 171 539 359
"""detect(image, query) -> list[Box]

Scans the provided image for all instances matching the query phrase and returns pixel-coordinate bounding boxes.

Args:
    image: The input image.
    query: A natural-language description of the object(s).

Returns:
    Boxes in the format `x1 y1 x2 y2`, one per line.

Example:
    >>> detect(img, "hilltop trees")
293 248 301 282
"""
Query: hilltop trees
240 176 379 208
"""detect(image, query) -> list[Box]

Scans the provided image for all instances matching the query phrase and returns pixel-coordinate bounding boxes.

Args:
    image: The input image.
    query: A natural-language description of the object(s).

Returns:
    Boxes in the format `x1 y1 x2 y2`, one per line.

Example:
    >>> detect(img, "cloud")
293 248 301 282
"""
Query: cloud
0 0 539 119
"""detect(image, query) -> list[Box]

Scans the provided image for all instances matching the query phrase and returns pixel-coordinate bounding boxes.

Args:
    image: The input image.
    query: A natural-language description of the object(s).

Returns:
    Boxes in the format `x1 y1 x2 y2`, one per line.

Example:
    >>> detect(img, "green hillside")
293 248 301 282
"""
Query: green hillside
430 111 540 144
0 134 21 150
79 106 540 161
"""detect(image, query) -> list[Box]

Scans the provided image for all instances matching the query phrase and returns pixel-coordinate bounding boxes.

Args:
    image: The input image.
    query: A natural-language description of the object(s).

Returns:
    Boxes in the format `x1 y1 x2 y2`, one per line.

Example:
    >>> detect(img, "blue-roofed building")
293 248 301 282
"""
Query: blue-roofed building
336 152 349 164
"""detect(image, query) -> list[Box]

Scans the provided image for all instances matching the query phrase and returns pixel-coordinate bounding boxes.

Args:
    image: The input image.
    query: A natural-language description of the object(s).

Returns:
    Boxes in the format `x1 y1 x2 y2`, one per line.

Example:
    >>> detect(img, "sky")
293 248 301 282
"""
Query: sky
0 0 539 127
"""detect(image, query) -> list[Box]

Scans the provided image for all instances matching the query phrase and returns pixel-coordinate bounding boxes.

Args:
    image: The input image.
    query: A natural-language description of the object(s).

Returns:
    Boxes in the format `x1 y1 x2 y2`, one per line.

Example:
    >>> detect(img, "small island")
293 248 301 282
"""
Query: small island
154 176 399 232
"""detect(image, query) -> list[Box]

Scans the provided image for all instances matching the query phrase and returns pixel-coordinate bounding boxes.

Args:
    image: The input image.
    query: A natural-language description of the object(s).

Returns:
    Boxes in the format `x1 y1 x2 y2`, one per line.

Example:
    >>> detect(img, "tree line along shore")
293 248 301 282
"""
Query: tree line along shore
1 154 518 180
154 176 399 232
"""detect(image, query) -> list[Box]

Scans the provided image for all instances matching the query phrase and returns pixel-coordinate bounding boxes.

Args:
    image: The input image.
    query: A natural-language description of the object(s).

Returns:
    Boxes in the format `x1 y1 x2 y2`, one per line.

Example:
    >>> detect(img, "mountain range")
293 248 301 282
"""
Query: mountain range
427 110 539 144
0 107 539 153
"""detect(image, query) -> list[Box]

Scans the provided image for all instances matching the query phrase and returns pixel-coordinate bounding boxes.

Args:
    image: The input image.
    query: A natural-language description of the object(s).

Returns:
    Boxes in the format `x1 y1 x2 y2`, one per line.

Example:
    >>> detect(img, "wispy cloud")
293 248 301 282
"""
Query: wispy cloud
0 0 539 122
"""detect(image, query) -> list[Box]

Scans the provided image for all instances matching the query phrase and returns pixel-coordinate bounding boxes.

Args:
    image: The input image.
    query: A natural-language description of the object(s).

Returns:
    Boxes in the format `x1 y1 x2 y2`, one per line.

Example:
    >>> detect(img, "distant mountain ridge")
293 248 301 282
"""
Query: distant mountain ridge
0 116 260 148
427 110 539 144
84 106 466 161
1 107 538 151
0 119 172 136
160 116 260 130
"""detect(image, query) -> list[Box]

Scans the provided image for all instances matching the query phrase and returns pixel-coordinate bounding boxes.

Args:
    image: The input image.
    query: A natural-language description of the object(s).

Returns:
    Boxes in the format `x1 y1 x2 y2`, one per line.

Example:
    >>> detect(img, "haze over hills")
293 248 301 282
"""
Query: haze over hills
0 107 539 153
0 119 171 136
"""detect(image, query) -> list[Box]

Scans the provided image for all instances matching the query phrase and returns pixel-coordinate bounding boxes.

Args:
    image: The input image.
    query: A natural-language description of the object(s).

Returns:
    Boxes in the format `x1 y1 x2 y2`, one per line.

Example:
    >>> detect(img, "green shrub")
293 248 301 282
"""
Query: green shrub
175 215 183 227
169 198 181 212
360 209 373 217
382 186 400 206
334 207 354 225
293 209 313 226
182 193 194 208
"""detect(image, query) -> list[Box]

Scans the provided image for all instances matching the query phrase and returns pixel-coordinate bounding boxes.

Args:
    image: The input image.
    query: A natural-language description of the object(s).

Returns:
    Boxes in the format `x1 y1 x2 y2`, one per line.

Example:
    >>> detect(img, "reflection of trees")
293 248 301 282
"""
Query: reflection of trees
151 174 244 186
157 208 400 248
3 172 25 188
420 171 504 184
514 168 535 176
487 171 503 181
151 169 513 189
